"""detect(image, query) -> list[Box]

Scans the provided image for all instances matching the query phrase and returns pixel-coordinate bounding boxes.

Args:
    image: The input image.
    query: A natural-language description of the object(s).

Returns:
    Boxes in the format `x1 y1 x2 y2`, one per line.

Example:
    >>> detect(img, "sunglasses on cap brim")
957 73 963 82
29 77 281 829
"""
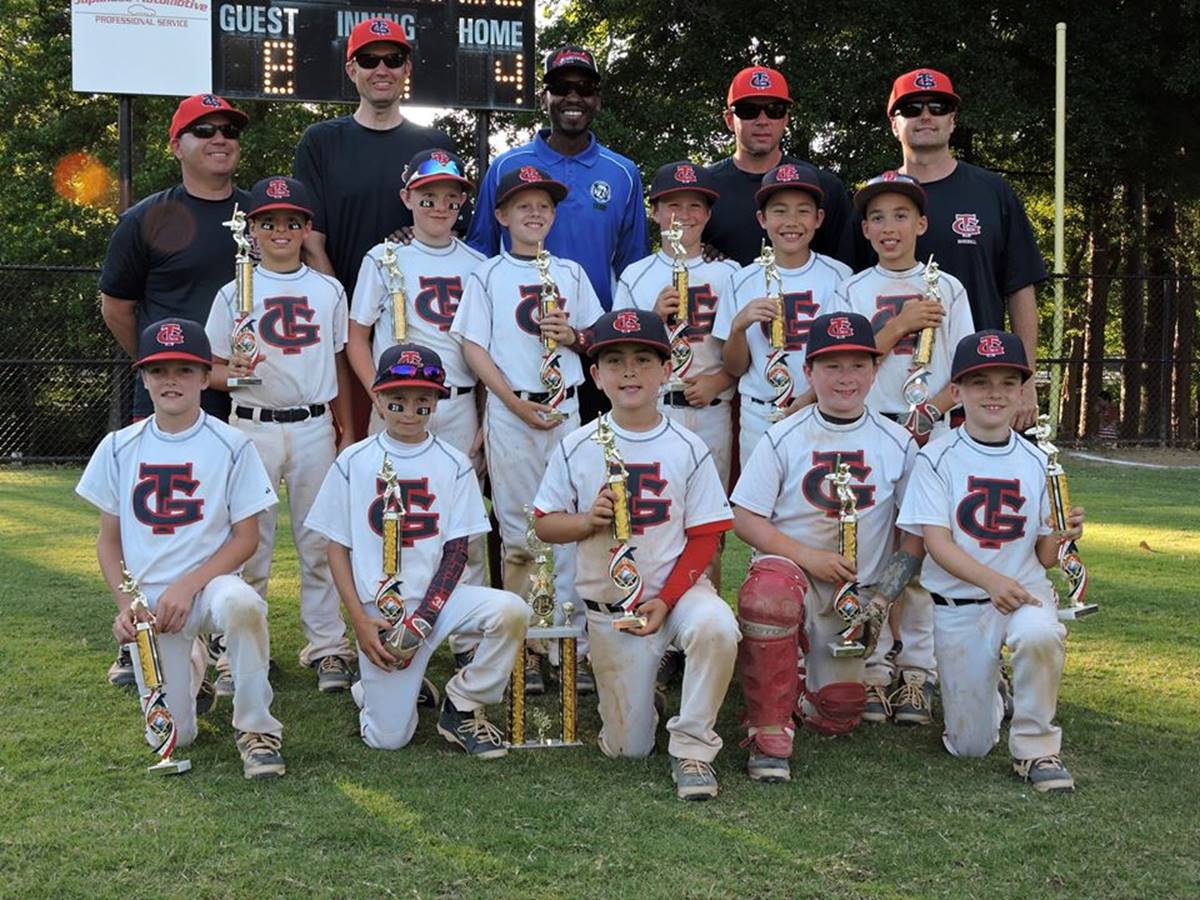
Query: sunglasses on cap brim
407 157 468 186
387 363 445 382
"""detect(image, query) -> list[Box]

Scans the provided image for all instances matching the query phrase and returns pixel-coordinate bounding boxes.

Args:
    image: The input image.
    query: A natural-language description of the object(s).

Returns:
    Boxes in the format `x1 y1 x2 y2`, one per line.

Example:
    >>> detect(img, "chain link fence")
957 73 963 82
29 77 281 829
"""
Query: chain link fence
0 264 1195 465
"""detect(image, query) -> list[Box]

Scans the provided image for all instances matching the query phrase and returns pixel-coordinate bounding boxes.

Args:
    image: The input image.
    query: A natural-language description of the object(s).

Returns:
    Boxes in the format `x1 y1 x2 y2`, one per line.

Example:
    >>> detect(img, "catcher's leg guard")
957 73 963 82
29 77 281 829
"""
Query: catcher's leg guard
800 682 868 736
737 555 807 758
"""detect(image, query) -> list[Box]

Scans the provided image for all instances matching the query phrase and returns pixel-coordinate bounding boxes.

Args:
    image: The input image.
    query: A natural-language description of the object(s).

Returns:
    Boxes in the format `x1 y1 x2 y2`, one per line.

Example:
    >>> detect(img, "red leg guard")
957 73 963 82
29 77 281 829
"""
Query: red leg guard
801 682 867 736
737 555 807 757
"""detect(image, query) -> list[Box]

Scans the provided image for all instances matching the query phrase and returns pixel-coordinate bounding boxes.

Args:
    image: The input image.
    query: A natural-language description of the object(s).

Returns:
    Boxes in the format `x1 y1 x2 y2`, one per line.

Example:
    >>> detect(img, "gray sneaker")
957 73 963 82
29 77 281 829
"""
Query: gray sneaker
107 647 136 687
235 730 286 779
890 670 934 726
1014 755 1075 792
524 654 545 695
998 667 1014 722
437 699 508 759
213 654 235 697
746 750 790 784
316 656 353 693
862 683 893 723
670 756 719 801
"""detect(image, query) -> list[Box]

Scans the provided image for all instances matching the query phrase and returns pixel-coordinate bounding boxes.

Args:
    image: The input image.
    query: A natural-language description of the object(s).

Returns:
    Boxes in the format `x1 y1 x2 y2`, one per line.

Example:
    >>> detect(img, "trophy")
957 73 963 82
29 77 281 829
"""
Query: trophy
756 241 793 422
374 456 419 661
826 461 870 657
524 506 557 628
1026 416 1097 620
592 415 647 631
221 205 262 387
664 216 693 392
901 255 940 439
380 238 408 343
533 242 567 423
120 563 191 775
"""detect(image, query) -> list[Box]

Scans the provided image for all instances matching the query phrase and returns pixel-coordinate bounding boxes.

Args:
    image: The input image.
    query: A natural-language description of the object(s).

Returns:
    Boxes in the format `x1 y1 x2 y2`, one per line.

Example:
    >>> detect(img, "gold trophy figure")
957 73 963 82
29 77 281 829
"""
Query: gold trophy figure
523 506 557 628
221 205 262 387
826 462 869 657
380 239 408 342
664 216 693 392
534 242 567 423
901 255 941 438
1026 416 1097 620
592 415 647 631
757 241 793 422
120 563 191 775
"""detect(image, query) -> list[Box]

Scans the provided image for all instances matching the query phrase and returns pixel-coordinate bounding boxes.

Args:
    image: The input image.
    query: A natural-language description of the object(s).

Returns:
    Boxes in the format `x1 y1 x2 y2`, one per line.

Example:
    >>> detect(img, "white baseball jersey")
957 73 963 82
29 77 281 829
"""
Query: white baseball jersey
305 431 490 609
450 250 605 393
351 238 485 388
205 264 348 408
731 406 917 588
534 415 732 604
898 428 1054 600
75 414 277 603
712 252 851 401
614 251 741 400
833 262 974 414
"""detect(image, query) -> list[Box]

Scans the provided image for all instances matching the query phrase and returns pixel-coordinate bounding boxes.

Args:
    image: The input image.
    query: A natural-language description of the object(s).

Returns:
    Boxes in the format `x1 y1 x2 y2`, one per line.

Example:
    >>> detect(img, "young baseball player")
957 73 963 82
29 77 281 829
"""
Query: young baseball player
834 172 975 726
305 343 528 754
714 163 852 469
204 175 357 694
731 312 921 783
533 309 739 801
451 165 605 692
77 318 285 779
898 331 1083 791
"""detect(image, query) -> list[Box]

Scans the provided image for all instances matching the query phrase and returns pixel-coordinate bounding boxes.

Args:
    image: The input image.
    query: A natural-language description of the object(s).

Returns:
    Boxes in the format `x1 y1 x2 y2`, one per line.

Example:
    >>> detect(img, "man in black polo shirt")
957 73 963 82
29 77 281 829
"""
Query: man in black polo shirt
703 66 855 268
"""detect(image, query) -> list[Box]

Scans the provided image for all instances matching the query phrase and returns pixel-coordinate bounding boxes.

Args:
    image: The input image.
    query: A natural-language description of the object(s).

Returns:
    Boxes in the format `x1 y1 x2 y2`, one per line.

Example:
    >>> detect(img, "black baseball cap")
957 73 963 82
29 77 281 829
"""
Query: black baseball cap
403 148 472 192
373 343 450 396
853 170 927 214
756 162 824 209
496 164 568 206
587 309 671 360
649 161 719 204
135 318 212 369
804 312 881 364
246 176 313 219
543 45 600 82
951 330 1032 382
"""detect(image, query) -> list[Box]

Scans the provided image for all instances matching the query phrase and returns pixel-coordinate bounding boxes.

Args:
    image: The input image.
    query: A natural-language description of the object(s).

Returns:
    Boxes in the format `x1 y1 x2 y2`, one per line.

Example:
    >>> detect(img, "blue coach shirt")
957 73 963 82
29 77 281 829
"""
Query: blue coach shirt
467 129 648 311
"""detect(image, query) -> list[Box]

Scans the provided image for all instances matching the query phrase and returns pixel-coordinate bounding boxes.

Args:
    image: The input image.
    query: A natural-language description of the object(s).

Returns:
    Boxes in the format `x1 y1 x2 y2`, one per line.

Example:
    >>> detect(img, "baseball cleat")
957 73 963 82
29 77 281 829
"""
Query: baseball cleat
1013 755 1074 793
656 649 684 691
453 648 476 672
195 679 218 717
890 670 934 726
998 668 1014 722
747 750 791 783
417 677 440 709
523 654 545 695
436 699 507 759
213 654 235 697
236 730 286 779
316 655 353 693
670 756 719 801
862 683 894 723
107 647 136 688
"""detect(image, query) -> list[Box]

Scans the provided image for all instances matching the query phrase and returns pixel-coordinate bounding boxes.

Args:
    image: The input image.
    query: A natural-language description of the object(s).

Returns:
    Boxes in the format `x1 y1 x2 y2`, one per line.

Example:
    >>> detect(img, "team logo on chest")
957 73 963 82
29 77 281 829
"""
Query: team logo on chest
952 213 982 239
624 463 671 533
132 463 205 534
258 296 320 353
802 450 875 516
368 477 439 545
757 291 820 351
413 276 463 331
871 294 924 355
956 476 1026 548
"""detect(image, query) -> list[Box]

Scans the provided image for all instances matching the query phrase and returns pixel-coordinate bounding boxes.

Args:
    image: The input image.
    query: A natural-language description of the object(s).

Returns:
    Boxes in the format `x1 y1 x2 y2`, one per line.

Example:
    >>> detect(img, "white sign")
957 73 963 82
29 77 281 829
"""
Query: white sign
71 0 212 96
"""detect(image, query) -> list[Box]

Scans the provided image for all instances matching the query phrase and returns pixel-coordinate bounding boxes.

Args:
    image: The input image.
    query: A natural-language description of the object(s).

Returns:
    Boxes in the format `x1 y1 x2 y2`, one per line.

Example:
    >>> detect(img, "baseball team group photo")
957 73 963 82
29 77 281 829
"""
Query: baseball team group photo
2 2 1198 897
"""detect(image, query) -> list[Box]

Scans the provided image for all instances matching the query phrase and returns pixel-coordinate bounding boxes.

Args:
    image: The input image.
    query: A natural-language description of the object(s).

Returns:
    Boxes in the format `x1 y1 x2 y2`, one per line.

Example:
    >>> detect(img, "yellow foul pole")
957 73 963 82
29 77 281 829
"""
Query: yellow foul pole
1051 22 1066 434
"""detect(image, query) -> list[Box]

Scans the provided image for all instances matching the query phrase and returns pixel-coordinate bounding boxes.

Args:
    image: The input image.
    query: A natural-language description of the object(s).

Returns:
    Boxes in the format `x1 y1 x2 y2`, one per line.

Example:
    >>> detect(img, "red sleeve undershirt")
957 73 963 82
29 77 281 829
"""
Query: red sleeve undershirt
659 519 731 609
418 536 469 618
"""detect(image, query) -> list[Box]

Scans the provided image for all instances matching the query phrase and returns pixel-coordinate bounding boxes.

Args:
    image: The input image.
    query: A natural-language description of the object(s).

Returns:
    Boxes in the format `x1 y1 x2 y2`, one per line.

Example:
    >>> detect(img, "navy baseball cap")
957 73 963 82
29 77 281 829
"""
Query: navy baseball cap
649 161 719 204
135 318 212 369
951 330 1032 382
543 45 600 82
402 148 472 192
853 170 927 214
804 312 881 364
373 343 450 396
496 165 568 206
587 309 671 360
246 176 313 219
756 162 824 209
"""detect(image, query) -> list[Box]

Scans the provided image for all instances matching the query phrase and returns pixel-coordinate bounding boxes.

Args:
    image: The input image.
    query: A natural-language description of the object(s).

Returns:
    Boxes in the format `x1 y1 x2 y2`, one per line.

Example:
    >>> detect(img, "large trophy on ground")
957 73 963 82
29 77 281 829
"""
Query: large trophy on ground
592 414 646 631
757 241 792 422
221 205 262 387
120 563 191 775
664 216 692 392
534 242 567 423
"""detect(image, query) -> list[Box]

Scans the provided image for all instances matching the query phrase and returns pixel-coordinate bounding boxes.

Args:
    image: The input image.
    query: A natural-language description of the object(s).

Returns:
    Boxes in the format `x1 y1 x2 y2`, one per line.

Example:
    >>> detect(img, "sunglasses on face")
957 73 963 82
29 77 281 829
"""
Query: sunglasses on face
545 79 599 98
184 122 242 140
894 99 956 118
354 51 408 69
731 100 790 120
388 363 445 383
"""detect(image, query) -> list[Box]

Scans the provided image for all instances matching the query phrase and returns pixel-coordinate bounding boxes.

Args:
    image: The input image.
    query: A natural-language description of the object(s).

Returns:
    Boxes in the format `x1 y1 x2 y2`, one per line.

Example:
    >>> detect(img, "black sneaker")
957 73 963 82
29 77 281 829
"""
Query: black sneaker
453 648 476 672
524 654 545 696
107 647 135 687
436 699 507 759
1014 755 1075 792
417 677 440 709
890 670 934 726
656 649 684 691
316 656 353 693
195 679 218 717
998 667 1014 722
235 730 286 779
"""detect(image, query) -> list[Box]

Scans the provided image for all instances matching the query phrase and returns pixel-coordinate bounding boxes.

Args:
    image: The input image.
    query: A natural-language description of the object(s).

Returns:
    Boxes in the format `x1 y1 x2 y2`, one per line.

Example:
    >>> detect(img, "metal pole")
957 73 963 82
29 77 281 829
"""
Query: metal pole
1050 23 1066 435
118 95 134 212
475 109 491 180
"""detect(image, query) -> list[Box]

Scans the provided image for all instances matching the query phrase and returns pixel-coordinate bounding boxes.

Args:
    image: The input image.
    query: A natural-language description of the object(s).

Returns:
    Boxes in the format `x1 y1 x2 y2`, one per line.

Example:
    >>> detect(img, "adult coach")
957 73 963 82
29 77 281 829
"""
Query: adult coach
703 66 856 268
883 68 1046 429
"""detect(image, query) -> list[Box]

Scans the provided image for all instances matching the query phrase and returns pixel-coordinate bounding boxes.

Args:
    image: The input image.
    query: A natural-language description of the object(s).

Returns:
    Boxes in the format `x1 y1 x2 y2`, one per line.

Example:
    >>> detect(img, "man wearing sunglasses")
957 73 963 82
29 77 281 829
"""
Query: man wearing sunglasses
880 67 1046 430
702 66 856 268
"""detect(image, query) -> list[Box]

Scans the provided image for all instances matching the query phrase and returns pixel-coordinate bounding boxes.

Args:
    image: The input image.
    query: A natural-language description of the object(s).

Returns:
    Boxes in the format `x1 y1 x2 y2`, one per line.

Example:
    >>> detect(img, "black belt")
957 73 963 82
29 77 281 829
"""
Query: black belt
447 385 475 397
747 396 773 406
931 592 991 607
663 390 721 409
516 386 576 403
584 598 625 615
235 403 326 423
882 412 904 423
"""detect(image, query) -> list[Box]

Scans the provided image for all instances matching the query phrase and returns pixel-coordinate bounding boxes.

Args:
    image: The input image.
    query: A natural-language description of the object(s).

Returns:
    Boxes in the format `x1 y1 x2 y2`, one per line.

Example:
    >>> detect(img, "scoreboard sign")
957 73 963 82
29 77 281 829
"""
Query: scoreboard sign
72 0 536 111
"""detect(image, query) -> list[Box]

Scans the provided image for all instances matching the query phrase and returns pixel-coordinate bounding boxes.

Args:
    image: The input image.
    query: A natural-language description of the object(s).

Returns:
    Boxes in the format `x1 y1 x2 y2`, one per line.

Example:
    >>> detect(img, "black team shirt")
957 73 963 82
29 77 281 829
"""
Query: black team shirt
100 184 250 419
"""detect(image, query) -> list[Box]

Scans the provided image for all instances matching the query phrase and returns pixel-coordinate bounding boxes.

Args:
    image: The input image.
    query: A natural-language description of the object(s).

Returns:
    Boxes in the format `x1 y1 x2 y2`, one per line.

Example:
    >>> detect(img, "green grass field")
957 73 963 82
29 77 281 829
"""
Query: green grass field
1 458 1198 899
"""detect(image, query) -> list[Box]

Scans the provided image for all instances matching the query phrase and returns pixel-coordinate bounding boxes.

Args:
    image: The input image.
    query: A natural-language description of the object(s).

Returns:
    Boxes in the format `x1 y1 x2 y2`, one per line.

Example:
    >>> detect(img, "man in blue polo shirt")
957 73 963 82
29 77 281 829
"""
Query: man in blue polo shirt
467 45 647 318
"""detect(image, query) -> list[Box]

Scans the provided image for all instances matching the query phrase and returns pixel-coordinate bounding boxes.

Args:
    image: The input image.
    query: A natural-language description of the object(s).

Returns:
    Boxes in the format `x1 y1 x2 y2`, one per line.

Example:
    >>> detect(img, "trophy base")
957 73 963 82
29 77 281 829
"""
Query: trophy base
508 739 585 751
667 380 688 394
767 409 786 423
227 376 262 387
1057 603 1099 621
538 409 566 425
148 757 191 776
612 613 648 632
829 640 866 658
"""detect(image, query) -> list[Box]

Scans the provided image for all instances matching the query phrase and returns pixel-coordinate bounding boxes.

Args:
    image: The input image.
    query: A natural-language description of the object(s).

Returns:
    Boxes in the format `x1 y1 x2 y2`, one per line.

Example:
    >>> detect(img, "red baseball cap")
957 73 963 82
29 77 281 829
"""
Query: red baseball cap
727 66 792 106
168 94 247 142
887 68 961 116
346 17 411 60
